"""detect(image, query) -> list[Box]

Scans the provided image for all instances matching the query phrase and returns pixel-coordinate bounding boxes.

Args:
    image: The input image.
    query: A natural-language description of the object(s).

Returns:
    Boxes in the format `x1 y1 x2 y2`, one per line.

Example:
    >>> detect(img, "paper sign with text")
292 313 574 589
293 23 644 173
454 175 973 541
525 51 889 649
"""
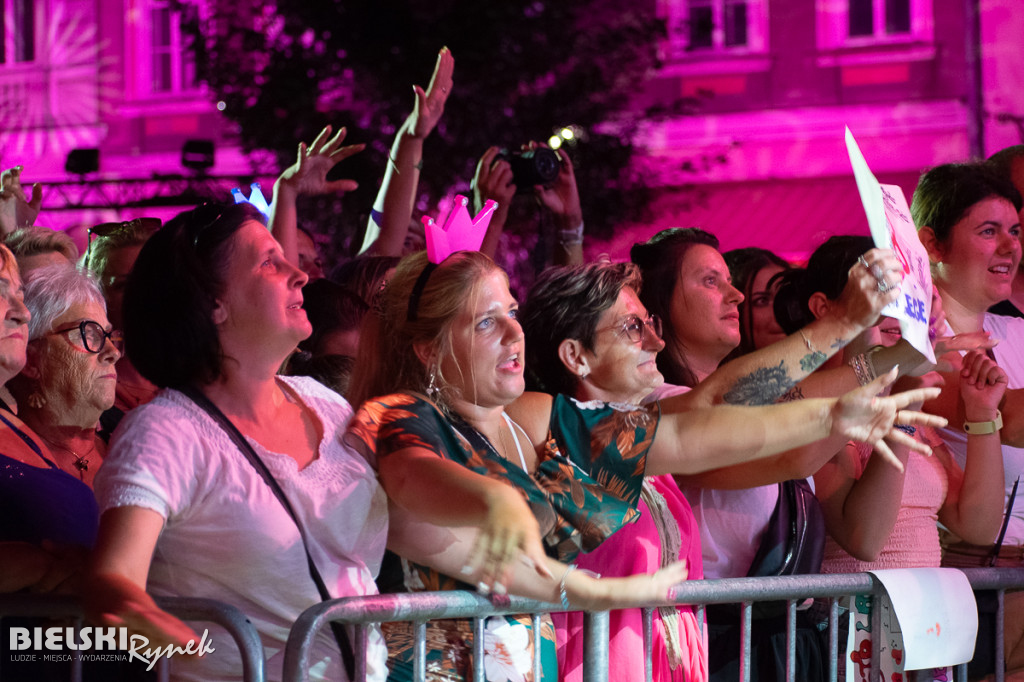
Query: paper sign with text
845 127 935 363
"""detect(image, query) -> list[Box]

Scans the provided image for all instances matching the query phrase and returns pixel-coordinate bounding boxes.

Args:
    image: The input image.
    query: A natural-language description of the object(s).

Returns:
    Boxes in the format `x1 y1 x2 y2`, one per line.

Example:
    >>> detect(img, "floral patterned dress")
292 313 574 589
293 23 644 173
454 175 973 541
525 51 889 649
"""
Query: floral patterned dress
346 392 659 682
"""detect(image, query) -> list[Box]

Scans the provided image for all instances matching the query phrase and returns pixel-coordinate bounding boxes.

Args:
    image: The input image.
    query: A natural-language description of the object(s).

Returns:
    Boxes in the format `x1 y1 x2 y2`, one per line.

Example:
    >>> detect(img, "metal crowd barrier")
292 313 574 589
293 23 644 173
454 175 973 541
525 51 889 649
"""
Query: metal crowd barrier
0 594 265 682
282 567 1024 682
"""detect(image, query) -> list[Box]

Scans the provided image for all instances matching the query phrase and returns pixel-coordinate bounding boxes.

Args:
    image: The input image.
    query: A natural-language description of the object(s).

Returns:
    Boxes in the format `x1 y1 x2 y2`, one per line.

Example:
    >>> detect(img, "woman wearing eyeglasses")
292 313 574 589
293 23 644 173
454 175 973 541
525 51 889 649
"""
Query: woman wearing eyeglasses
520 261 707 682
7 264 120 488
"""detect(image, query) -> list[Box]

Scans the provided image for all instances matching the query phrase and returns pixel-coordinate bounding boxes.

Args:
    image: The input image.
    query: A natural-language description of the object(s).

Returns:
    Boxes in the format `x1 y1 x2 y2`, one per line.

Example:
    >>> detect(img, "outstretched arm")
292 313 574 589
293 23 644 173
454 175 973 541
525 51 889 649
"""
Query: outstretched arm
378 444 552 590
361 47 454 256
269 126 363 264
686 248 902 408
388 504 686 609
648 369 945 476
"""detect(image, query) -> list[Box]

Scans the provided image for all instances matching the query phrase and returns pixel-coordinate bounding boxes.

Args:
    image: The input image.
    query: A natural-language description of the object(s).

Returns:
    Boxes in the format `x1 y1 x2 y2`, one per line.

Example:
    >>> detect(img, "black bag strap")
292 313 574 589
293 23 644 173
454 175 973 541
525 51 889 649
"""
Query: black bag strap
989 476 1020 567
178 385 356 679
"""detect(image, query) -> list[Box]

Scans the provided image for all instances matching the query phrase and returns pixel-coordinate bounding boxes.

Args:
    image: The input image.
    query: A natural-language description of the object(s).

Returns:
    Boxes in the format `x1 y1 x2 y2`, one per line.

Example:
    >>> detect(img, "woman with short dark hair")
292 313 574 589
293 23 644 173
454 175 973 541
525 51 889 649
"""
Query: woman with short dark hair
88 202 390 682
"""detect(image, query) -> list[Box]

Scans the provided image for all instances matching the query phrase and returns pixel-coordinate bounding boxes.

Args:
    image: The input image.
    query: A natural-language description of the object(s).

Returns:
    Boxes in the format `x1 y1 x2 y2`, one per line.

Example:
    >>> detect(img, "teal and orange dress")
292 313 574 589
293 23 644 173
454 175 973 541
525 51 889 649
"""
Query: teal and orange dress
346 392 659 682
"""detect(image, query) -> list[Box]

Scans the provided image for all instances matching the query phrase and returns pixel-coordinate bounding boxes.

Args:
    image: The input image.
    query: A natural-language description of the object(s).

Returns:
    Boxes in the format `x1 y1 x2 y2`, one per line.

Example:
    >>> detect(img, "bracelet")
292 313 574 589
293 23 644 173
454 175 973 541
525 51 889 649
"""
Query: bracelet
557 563 601 609
558 564 577 609
848 349 879 386
964 410 1003 435
558 221 584 247
388 155 424 172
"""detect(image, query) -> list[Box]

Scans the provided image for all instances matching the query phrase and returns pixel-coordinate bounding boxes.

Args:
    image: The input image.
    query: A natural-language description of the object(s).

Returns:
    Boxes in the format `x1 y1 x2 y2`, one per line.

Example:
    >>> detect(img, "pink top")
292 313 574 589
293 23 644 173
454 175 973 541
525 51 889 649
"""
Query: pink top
554 474 708 682
822 435 949 572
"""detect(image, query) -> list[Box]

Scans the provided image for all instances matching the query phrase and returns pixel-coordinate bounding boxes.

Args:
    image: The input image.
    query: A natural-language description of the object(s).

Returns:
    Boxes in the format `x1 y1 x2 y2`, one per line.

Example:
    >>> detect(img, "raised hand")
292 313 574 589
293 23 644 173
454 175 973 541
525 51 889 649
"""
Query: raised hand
0 166 43 234
960 349 1008 420
472 147 516 211
831 248 903 330
529 145 583 229
277 125 365 198
410 47 454 139
830 367 947 471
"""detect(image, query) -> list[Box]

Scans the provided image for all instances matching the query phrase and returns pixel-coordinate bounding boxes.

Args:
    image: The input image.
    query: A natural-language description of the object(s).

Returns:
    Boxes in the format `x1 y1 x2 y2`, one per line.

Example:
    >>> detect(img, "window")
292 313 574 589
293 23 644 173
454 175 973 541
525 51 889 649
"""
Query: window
848 0 911 38
1 0 36 64
817 0 932 52
662 0 767 61
148 2 197 94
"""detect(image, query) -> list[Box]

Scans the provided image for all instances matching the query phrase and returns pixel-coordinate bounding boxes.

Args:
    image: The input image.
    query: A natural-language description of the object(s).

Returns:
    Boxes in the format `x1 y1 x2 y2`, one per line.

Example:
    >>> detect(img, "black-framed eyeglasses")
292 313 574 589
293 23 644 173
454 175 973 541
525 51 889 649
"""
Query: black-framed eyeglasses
47 320 123 353
85 218 161 264
598 313 662 344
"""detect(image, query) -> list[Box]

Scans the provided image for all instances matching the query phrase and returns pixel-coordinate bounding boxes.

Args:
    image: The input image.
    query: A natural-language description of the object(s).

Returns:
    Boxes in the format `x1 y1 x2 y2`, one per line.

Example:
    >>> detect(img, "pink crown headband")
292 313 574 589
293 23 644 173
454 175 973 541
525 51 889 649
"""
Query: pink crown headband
407 196 498 322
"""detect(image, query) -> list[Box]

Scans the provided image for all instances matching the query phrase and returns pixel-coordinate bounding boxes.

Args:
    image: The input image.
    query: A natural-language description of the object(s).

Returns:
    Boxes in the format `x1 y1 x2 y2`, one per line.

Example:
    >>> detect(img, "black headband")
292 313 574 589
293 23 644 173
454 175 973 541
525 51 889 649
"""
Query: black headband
406 262 439 322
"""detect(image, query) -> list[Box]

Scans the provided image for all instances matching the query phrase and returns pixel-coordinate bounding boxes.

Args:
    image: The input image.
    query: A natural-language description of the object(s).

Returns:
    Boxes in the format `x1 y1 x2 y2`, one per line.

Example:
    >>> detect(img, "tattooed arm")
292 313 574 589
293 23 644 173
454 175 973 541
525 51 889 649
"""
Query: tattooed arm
685 249 919 408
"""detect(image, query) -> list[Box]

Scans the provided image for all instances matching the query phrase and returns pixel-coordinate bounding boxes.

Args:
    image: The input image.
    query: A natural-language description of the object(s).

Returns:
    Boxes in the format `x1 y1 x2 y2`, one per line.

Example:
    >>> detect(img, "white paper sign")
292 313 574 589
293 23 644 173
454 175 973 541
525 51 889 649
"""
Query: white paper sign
845 568 978 681
845 127 936 364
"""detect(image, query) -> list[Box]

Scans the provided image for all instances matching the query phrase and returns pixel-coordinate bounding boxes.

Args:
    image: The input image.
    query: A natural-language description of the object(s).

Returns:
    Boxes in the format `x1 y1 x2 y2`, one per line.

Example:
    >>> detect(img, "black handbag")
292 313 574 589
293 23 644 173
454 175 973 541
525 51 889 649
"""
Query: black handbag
746 478 826 577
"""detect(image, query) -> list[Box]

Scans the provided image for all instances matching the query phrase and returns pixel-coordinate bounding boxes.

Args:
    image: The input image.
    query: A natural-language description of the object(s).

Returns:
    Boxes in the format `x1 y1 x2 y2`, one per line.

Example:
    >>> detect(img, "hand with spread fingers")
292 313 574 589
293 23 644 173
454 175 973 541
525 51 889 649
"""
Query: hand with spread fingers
830 367 946 471
278 125 365 198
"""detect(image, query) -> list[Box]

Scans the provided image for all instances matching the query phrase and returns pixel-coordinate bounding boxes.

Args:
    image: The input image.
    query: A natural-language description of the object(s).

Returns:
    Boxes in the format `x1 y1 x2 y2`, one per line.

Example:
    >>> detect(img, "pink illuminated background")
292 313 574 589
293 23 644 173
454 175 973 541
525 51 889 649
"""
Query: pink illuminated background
0 0 1021 261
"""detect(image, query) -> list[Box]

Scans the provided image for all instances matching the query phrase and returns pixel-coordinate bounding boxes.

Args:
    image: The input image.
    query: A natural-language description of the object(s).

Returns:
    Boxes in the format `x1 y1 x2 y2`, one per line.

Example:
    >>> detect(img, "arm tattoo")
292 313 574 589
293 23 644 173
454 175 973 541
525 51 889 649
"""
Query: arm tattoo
799 350 828 373
722 361 796 406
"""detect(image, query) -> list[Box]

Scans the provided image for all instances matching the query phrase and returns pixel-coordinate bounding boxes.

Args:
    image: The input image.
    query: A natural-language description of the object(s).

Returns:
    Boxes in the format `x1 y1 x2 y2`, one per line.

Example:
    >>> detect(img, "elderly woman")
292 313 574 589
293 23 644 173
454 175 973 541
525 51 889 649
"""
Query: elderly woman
6 265 120 488
81 217 161 418
0 245 99 589
346 248 943 682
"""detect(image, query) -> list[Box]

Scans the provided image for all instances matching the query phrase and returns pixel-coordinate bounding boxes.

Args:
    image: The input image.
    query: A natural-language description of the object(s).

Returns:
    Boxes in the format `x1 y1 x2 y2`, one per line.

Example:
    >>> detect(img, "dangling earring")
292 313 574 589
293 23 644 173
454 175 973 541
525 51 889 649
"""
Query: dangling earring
579 369 589 381
27 391 47 409
426 366 440 401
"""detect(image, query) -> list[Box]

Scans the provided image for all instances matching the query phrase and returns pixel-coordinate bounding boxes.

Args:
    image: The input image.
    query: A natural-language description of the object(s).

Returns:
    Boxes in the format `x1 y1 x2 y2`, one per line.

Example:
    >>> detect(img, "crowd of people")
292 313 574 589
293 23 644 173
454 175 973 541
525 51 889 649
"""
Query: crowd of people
2 46 1024 682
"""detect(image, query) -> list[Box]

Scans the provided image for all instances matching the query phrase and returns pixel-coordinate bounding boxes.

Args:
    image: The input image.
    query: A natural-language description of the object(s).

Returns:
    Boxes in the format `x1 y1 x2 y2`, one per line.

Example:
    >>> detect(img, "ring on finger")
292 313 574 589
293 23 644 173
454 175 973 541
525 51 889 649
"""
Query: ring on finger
877 279 893 293
858 255 871 271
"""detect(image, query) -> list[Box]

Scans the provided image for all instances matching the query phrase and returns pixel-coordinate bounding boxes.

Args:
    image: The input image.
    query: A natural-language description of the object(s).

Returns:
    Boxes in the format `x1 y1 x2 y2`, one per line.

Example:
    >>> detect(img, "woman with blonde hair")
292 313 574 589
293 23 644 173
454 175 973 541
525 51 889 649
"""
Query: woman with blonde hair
347 248 944 682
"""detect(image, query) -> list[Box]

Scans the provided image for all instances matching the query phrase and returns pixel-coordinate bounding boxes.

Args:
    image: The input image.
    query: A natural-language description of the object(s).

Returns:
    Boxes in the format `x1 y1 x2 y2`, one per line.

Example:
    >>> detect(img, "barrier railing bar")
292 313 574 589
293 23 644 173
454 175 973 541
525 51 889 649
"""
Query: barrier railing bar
582 610 609 682
531 612 543 682
281 569 1024 682
413 620 426 682
829 597 840 682
354 623 368 682
740 601 752 682
472 616 484 682
998 589 1006 682
786 599 797 682
870 593 880 681
642 607 654 682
